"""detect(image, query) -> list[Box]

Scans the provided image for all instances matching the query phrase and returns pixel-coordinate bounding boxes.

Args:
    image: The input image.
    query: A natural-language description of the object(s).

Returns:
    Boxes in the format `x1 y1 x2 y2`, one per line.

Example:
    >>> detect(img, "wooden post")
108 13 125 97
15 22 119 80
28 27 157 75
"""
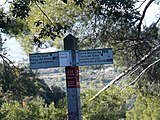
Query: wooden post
64 34 82 120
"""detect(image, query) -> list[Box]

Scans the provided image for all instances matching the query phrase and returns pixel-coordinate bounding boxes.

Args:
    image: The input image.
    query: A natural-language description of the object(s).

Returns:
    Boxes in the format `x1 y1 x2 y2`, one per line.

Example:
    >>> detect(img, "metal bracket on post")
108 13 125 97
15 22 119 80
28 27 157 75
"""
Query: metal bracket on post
64 34 82 120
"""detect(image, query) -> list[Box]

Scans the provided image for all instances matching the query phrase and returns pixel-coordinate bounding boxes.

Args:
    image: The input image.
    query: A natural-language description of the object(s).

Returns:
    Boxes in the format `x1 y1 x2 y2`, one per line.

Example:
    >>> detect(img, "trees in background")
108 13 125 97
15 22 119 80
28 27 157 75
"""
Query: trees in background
0 57 67 119
0 56 66 103
6 0 159 94
0 0 160 119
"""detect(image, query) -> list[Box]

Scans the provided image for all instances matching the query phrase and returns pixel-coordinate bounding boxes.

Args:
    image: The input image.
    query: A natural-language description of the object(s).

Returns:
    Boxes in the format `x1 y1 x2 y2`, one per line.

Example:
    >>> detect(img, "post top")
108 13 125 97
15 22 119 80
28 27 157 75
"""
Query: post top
64 34 78 50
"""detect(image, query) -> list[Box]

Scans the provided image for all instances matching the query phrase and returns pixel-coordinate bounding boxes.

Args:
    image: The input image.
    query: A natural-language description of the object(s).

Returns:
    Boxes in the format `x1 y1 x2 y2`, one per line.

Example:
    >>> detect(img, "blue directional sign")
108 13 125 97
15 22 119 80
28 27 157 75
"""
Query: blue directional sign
29 52 59 69
29 51 72 69
29 49 113 69
76 48 113 66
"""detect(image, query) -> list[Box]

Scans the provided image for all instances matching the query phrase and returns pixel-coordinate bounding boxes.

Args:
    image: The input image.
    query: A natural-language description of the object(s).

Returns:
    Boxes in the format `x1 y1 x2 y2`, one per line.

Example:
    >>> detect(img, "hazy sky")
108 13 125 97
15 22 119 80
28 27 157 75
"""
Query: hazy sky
0 0 160 62
2 35 27 62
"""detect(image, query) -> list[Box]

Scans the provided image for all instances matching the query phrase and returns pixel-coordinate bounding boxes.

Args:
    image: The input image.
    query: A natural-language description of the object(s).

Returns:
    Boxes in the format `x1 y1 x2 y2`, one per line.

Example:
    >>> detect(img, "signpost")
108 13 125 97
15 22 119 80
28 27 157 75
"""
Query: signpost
64 34 82 120
29 34 113 120
65 66 81 120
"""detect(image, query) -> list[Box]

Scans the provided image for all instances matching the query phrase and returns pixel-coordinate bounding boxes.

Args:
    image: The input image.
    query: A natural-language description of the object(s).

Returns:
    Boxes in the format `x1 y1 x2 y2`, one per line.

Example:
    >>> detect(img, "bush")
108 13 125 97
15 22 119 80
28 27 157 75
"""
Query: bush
0 97 67 120
126 93 160 120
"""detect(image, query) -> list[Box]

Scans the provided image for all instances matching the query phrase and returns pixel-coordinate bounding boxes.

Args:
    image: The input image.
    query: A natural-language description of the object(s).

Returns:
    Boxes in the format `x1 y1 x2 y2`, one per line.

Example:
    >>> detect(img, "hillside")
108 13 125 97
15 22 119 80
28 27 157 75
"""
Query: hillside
34 65 118 90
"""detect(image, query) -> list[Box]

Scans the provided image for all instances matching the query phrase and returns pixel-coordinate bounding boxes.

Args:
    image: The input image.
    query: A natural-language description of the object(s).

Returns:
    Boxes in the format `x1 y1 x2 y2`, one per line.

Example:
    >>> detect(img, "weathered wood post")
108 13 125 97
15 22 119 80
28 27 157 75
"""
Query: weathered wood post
64 34 82 120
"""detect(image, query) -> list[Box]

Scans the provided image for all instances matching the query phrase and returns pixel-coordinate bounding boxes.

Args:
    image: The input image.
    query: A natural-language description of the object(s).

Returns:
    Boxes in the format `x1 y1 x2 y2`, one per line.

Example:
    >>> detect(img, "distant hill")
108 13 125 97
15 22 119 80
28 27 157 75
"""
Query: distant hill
35 65 118 90
16 59 118 90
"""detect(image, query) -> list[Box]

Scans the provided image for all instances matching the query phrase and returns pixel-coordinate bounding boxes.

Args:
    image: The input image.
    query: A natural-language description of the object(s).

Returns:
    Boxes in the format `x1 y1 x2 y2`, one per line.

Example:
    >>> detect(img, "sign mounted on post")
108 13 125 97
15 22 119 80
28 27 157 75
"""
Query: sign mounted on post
29 52 59 69
29 51 72 69
29 49 113 69
65 66 80 88
76 48 113 66
29 34 114 120
59 51 72 67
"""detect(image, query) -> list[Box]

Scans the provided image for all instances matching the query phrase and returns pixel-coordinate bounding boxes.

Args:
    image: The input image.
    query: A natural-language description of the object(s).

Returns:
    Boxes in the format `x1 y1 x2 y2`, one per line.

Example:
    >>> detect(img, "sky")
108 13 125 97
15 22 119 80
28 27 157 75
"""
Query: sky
0 0 160 62
138 0 160 25
3 36 27 62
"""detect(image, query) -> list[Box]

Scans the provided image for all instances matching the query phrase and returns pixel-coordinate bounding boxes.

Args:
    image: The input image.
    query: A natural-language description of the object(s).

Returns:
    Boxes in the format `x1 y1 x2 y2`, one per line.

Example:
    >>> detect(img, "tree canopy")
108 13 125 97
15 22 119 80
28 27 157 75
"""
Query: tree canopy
0 0 160 119
4 0 159 95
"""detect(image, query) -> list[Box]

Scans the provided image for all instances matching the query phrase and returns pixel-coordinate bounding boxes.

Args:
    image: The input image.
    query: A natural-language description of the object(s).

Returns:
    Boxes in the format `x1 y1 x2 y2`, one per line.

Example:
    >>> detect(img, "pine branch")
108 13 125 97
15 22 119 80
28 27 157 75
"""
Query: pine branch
138 0 154 33
0 53 14 66
34 1 53 25
135 0 147 10
89 44 160 102
0 0 8 6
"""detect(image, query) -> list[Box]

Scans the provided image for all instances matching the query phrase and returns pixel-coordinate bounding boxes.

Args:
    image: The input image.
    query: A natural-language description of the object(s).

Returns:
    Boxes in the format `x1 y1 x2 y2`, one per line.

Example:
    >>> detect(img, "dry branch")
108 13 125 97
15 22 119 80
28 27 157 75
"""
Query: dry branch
121 58 160 91
89 44 160 101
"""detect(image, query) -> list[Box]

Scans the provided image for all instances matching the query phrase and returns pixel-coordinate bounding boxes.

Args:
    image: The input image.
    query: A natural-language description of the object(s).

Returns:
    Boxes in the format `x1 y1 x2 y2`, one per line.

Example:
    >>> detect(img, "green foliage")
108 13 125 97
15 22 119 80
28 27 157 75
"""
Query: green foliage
0 64 42 101
0 101 29 120
82 86 136 120
0 82 159 120
81 87 160 120
0 51 66 119
0 58 66 104
0 97 67 120
49 85 66 105
126 93 160 120
0 8 30 36
0 0 160 119
7 0 142 53
9 0 85 53
11 0 46 19
11 0 31 19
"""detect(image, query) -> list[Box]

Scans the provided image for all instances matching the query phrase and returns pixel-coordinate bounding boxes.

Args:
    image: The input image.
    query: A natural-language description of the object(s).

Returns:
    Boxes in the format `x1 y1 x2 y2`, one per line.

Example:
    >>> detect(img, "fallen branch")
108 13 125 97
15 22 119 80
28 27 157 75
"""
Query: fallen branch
89 44 160 102
121 58 160 91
